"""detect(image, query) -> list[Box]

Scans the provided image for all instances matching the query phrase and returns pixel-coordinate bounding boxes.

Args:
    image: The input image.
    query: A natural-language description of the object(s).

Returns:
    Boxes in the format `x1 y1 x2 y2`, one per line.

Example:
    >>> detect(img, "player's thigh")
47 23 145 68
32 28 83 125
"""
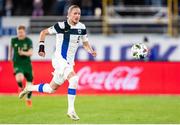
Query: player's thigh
52 59 67 86
52 68 65 87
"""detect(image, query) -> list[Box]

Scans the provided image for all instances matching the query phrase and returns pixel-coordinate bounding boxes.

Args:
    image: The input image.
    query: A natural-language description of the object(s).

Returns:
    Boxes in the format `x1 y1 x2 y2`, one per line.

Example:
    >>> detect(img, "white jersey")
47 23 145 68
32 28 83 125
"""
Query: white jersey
48 21 88 65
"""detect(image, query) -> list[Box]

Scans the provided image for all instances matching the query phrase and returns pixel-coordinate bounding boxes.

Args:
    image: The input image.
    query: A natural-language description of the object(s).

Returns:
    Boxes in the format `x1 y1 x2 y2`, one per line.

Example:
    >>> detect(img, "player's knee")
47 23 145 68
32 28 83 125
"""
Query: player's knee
68 75 79 89
48 86 56 94
48 88 55 94
15 73 24 82
47 84 56 94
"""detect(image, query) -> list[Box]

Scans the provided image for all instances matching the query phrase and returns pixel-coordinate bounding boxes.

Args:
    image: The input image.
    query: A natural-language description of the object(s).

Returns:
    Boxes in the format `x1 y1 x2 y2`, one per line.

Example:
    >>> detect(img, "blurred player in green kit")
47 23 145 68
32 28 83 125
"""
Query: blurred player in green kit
9 25 33 107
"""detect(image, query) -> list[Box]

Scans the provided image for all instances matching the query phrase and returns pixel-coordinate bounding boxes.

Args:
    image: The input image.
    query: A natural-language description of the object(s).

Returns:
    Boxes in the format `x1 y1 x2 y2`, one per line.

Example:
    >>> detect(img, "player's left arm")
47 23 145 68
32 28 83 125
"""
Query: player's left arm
83 41 97 57
81 24 96 57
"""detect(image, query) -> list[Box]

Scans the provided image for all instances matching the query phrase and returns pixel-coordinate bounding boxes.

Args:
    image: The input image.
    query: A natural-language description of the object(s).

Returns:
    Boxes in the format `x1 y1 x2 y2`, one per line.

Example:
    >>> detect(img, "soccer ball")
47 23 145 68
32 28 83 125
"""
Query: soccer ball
131 43 148 59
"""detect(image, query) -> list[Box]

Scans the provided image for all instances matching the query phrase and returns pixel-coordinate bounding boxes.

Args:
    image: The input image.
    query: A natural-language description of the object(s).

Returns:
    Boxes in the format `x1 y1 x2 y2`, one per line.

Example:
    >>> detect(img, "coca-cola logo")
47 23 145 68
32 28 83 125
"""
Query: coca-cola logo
77 66 143 91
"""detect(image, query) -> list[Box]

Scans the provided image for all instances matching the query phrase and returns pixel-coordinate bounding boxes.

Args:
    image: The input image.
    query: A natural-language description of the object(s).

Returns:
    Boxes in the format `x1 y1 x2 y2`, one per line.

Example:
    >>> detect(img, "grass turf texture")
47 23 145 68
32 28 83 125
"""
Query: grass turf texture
0 95 180 124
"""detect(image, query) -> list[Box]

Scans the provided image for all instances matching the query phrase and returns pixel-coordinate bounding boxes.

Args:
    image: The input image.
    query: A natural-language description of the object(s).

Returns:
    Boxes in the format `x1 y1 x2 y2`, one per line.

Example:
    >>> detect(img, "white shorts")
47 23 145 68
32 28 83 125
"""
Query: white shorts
52 55 74 85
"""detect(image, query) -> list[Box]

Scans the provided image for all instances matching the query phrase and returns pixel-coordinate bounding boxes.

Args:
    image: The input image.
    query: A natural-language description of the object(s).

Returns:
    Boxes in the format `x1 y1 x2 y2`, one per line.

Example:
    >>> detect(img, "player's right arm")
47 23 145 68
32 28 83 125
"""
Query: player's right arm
8 38 13 61
38 29 49 57
8 46 13 61
38 23 59 57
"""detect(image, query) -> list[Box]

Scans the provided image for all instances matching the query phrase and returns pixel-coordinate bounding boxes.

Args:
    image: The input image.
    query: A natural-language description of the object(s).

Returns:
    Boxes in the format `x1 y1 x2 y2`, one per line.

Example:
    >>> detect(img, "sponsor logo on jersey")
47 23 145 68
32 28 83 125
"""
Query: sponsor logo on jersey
23 44 28 50
78 29 82 34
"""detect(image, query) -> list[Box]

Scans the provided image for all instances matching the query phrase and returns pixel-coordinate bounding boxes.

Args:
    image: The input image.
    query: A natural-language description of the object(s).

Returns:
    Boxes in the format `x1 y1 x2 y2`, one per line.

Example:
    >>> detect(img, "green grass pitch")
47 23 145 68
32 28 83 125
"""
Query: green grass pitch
0 95 180 124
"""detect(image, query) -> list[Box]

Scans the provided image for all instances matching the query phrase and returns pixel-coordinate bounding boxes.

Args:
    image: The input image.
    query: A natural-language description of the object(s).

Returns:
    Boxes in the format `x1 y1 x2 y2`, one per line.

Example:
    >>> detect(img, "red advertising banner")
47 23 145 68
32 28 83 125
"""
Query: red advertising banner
0 61 180 94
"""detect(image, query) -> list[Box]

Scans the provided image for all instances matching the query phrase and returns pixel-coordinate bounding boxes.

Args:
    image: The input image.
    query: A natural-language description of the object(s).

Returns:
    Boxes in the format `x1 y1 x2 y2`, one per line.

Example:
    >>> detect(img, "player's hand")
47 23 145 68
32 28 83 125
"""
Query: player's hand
18 48 24 56
38 41 45 57
38 51 45 57
91 51 97 57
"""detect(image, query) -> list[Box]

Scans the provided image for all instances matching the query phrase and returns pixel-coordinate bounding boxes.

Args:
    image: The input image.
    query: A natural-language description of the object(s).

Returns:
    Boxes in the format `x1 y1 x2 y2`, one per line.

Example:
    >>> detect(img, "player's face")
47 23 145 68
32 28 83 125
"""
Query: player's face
17 29 26 40
69 8 81 25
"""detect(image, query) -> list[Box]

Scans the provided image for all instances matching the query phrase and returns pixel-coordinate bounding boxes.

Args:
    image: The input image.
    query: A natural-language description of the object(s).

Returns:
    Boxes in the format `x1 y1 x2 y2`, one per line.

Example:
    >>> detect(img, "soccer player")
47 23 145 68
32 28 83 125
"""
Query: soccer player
19 5 96 120
9 25 33 107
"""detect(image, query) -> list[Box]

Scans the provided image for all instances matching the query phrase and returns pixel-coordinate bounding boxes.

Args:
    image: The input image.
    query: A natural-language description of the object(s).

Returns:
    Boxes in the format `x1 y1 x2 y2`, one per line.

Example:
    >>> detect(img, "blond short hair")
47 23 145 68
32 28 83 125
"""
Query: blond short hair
68 5 80 14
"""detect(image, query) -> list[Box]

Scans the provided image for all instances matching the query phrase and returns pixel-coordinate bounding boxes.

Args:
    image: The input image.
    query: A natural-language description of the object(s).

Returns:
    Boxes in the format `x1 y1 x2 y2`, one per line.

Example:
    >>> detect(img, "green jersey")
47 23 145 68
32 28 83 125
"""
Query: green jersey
11 37 33 64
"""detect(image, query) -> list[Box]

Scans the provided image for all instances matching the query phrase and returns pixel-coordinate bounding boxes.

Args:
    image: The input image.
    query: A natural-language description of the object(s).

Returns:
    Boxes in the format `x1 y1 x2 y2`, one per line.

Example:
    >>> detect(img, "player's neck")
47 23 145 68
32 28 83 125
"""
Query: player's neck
67 19 77 26
18 37 26 40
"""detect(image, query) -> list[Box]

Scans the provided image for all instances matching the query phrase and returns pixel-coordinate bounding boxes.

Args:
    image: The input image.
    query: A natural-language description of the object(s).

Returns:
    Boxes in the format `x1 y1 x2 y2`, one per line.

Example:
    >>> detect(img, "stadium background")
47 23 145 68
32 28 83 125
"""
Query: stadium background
1 0 180 124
